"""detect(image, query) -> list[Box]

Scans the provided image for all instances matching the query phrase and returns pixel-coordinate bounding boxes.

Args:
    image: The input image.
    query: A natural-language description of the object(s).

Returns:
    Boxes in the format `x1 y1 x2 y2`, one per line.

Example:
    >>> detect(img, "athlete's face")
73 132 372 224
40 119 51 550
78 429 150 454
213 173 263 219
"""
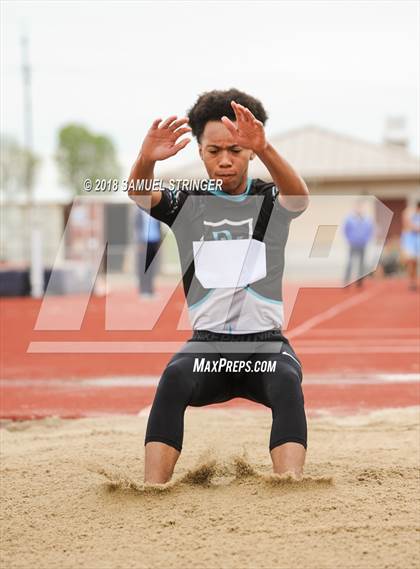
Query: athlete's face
199 121 254 194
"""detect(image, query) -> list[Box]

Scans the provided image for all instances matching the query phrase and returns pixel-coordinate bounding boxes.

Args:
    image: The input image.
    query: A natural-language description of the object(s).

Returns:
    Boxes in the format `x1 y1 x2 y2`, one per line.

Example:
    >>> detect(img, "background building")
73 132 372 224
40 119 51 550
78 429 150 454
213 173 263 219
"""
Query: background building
1 124 419 294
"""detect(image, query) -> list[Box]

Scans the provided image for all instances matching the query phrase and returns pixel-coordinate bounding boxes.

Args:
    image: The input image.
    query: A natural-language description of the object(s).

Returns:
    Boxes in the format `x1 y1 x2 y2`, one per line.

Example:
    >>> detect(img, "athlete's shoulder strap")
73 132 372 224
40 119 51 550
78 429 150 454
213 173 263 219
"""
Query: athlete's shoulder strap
250 180 277 241
250 178 306 240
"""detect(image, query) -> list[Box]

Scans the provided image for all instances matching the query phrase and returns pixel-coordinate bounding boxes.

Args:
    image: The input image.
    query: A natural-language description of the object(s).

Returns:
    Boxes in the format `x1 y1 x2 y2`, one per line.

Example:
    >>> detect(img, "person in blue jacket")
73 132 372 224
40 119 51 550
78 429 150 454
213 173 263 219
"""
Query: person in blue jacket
343 202 374 287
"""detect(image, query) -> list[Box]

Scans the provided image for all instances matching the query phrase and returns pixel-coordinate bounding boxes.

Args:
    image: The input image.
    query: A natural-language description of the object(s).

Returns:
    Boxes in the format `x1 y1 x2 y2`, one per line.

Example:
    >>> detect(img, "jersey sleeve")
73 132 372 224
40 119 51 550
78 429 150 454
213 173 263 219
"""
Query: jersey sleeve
139 186 189 227
271 185 307 220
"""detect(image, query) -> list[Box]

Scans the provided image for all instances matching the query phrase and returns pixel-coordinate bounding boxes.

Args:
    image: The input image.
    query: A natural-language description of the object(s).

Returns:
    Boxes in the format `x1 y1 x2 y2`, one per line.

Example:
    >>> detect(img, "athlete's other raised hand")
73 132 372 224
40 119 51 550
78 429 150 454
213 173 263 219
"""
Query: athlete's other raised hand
221 101 267 154
141 116 192 162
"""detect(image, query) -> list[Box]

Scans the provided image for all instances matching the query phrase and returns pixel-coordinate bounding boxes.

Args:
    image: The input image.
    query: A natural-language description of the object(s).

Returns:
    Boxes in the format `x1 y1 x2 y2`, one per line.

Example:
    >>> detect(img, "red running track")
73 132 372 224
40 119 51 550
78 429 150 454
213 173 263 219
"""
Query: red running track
1 278 419 419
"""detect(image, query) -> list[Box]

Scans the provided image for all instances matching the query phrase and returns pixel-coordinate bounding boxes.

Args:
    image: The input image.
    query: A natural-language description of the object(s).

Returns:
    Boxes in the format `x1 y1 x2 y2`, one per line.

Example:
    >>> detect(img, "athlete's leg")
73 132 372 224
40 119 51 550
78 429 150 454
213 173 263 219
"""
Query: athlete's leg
144 442 180 484
270 442 306 477
267 356 307 477
144 349 232 483
243 344 307 477
144 354 193 483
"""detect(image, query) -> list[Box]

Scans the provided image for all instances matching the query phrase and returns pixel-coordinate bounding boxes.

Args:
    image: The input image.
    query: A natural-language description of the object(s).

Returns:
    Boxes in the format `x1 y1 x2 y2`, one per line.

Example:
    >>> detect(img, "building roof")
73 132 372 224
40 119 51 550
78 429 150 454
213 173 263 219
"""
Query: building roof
161 125 420 183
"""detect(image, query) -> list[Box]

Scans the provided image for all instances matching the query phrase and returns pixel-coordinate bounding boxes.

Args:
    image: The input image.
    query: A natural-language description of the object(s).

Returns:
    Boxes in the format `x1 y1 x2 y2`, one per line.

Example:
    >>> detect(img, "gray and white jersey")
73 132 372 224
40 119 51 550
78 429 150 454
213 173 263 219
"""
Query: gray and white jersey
137 178 305 334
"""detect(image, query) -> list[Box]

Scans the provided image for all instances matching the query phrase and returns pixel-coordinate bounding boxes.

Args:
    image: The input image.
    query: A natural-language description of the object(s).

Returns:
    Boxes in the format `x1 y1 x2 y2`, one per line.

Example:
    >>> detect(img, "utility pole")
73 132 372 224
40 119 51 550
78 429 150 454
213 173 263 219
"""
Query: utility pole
21 33 43 298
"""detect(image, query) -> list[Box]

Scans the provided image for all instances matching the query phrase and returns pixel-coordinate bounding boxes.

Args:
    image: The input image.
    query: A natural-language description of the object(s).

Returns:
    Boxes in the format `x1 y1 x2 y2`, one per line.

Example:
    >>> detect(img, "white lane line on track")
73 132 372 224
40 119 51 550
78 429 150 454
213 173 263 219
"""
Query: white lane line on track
294 339 419 346
373 373 420 382
0 377 159 388
27 339 418 353
302 374 420 384
295 346 419 354
27 341 187 353
307 328 419 337
287 288 379 339
2 373 418 388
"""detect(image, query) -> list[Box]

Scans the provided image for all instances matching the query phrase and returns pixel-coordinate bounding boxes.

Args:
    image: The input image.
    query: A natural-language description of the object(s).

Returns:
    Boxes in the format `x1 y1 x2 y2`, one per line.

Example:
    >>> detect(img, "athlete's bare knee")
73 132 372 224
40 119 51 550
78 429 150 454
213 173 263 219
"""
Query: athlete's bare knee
144 441 180 484
270 441 306 477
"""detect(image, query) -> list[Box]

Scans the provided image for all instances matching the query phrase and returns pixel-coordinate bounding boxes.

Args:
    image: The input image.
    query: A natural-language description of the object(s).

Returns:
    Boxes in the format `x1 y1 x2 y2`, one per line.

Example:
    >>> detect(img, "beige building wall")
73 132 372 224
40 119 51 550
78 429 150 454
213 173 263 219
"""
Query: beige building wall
1 204 65 266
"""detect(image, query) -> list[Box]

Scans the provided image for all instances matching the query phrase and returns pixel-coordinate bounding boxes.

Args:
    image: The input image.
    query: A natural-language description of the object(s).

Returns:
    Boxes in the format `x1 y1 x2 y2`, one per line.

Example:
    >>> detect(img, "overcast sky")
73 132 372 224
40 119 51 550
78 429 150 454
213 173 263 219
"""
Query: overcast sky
1 0 419 198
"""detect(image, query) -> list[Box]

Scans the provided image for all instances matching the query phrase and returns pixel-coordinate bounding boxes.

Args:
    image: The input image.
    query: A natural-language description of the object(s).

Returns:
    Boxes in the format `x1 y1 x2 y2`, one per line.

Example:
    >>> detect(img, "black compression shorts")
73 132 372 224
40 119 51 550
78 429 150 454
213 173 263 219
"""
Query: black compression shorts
145 330 307 452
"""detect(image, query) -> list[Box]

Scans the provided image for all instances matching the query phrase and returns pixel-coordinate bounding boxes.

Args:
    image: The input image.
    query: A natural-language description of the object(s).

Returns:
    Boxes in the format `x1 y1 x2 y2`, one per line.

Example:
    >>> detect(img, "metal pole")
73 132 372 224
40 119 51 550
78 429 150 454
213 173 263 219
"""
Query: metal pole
21 33 43 298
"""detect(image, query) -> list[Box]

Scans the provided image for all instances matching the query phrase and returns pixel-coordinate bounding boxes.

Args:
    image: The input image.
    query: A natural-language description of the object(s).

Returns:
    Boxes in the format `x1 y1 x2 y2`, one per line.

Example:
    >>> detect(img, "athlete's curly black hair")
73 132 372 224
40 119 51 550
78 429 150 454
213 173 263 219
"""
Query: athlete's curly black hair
187 88 268 143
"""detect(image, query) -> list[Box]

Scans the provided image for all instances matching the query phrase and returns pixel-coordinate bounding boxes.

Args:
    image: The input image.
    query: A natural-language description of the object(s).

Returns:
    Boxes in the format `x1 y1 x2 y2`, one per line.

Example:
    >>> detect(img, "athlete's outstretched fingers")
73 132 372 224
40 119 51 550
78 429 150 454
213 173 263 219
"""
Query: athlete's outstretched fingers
221 115 237 135
231 101 248 122
159 115 178 129
150 118 163 130
231 101 243 122
172 137 191 153
173 126 192 139
243 106 256 122
168 117 190 131
240 105 252 122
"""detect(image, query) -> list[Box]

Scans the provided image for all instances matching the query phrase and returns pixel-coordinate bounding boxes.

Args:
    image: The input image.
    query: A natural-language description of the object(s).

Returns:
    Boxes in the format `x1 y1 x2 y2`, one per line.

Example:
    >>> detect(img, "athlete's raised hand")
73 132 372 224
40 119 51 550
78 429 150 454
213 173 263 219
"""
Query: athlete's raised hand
141 116 192 162
221 101 267 154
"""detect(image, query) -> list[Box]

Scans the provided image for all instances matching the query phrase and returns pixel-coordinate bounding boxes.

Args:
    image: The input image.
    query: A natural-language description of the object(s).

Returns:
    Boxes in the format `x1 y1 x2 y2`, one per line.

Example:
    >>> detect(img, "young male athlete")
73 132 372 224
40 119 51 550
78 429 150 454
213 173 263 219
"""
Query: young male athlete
128 89 310 483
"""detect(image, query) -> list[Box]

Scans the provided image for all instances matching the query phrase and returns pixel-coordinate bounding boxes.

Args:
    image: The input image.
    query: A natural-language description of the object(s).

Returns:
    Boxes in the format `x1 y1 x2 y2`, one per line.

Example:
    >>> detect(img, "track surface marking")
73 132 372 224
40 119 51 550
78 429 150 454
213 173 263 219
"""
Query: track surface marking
1 279 419 418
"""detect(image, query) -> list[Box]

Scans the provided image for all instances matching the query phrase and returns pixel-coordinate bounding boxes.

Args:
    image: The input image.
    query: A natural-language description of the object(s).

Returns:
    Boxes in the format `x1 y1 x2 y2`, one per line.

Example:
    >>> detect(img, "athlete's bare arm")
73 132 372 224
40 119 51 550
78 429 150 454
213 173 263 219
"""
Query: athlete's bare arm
127 116 191 209
222 101 309 212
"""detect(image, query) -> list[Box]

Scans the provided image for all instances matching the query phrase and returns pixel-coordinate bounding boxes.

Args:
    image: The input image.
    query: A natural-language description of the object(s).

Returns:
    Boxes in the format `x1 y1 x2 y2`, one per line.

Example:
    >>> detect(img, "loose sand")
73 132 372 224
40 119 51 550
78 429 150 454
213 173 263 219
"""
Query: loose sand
1 407 419 569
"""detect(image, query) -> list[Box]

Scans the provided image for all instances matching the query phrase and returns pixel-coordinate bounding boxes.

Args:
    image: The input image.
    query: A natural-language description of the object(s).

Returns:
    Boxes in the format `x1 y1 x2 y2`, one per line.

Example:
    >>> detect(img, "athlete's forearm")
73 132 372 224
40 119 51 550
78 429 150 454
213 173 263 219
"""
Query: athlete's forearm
257 143 309 210
127 154 156 196
127 154 162 208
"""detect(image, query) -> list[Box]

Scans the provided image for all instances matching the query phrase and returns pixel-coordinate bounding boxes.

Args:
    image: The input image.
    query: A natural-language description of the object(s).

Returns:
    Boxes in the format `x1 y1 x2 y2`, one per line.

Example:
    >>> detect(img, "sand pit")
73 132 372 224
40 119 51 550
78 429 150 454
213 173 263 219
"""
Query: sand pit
1 407 419 569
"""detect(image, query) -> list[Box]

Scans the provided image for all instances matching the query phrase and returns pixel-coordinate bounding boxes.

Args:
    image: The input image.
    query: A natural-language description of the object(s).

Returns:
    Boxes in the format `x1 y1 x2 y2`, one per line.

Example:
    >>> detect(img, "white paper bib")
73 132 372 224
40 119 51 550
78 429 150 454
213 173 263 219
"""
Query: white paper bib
193 238 267 288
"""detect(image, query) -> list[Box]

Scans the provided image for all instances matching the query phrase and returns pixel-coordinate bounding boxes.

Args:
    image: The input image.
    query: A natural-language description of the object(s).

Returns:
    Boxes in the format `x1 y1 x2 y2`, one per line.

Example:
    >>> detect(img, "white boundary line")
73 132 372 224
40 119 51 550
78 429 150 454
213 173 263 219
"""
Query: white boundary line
295 346 419 354
294 339 419 346
307 328 419 337
2 373 418 388
27 341 418 354
287 288 379 339
27 341 187 353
